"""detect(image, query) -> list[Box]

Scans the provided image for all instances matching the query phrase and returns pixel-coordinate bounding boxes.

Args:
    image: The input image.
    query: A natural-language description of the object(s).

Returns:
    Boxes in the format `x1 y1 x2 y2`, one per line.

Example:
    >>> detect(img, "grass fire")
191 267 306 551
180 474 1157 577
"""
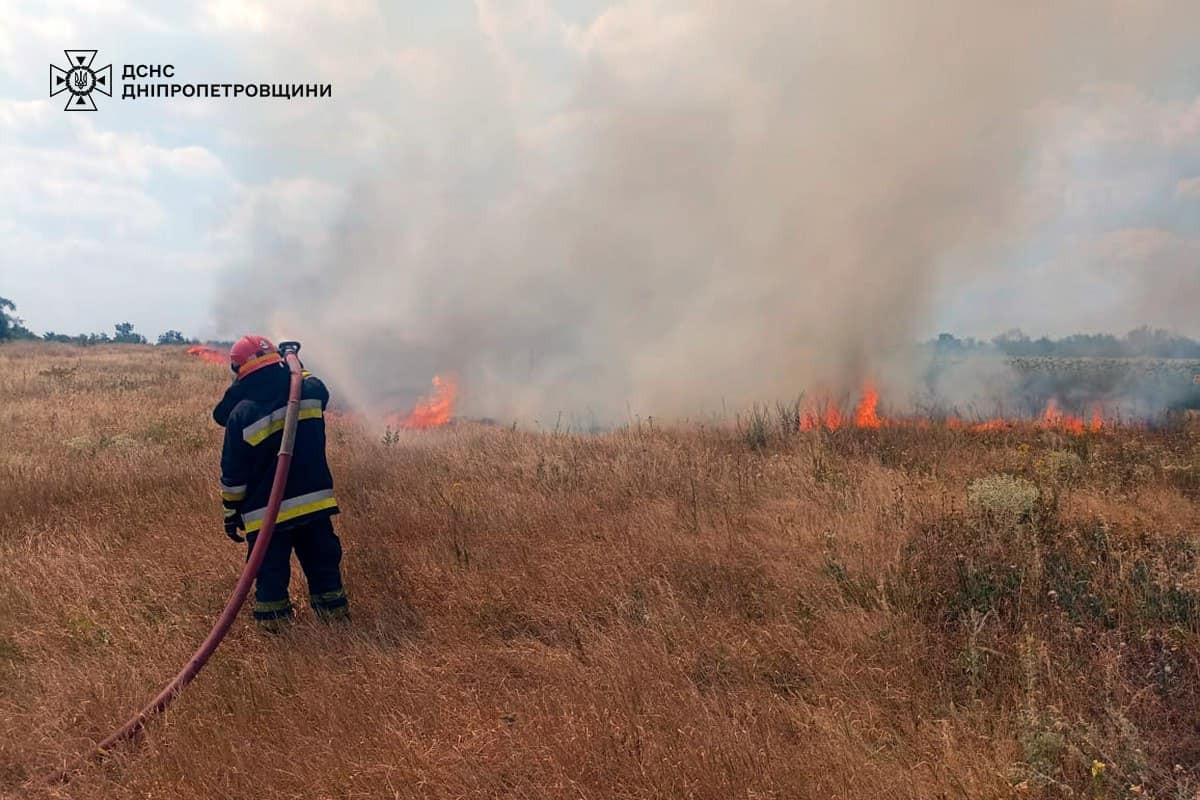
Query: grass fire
782 379 1177 438
6 1 1200 798
4 341 1200 799
389 375 458 431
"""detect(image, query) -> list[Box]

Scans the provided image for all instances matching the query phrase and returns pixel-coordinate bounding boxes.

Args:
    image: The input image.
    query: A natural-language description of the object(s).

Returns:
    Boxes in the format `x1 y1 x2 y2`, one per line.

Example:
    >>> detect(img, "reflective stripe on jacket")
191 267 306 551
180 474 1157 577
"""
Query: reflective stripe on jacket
213 363 338 531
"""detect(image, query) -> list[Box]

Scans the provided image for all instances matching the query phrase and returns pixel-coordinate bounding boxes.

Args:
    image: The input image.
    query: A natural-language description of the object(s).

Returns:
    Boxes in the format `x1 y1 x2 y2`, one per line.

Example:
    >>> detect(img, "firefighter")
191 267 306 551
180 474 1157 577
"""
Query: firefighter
212 335 349 630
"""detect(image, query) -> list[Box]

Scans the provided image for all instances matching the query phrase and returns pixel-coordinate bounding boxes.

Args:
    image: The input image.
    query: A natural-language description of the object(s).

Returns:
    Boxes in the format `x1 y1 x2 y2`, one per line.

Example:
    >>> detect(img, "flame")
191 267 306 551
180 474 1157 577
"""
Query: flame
822 399 843 431
392 375 457 430
186 345 226 366
854 384 882 429
790 383 1119 436
798 397 844 430
1040 398 1085 434
1042 397 1059 424
797 384 878 431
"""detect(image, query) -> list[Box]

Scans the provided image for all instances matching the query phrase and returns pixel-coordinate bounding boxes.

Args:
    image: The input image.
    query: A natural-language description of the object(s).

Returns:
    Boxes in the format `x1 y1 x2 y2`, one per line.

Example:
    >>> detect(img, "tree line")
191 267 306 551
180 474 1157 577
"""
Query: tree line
0 296 203 346
929 327 1200 359
6 293 1200 359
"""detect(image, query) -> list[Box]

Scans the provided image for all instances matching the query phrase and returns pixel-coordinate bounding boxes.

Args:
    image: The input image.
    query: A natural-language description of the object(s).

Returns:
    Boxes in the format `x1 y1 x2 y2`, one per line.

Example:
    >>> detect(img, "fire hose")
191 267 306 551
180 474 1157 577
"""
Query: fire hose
48 342 305 783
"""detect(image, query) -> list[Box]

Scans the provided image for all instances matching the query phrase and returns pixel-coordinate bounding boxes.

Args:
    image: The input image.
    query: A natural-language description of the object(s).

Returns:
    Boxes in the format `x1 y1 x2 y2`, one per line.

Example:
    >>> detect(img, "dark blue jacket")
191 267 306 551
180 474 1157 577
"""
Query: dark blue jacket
213 362 338 533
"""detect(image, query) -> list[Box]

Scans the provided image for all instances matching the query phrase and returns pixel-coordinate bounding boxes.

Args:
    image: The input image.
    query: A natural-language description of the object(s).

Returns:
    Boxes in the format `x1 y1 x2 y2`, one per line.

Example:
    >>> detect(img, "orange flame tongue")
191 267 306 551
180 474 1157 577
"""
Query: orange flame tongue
822 399 843 431
854 384 881 429
1043 398 1061 426
790 385 1113 435
397 375 457 430
798 382 879 430
1041 398 1085 434
186 345 226 366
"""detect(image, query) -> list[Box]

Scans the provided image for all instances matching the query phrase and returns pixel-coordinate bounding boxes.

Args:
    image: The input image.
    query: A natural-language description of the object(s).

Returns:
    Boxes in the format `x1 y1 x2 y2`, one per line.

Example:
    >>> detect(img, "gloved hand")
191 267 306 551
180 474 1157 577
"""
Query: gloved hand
224 513 245 543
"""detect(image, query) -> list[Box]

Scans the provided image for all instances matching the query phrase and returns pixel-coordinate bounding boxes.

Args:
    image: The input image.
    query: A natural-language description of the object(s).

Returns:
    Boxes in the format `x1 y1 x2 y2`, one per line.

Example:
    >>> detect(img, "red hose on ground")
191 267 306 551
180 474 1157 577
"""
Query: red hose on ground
47 346 305 783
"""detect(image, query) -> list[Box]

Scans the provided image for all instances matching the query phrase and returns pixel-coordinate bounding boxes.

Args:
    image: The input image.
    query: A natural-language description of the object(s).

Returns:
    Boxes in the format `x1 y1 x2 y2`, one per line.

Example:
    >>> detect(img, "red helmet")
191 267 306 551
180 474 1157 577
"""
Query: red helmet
229 335 282 378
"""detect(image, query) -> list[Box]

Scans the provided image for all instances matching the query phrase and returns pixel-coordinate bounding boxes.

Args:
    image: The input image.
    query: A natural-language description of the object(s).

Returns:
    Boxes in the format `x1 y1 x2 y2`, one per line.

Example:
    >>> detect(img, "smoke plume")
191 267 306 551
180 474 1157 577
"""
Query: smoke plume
218 1 1200 423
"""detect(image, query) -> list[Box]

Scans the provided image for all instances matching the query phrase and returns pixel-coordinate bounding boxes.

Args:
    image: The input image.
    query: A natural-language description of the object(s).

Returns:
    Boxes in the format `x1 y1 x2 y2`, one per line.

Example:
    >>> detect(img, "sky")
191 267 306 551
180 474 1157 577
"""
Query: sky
1 0 1198 349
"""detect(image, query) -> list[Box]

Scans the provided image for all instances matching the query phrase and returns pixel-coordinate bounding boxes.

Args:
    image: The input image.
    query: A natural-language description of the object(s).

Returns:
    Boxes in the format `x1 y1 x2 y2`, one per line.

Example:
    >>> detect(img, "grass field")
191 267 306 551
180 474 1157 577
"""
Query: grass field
3 343 1200 799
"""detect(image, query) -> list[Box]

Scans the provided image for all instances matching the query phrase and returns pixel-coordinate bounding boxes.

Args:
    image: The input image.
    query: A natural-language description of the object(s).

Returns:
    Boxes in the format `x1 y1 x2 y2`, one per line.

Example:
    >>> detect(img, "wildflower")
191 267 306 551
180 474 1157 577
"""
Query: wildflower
1091 760 1106 778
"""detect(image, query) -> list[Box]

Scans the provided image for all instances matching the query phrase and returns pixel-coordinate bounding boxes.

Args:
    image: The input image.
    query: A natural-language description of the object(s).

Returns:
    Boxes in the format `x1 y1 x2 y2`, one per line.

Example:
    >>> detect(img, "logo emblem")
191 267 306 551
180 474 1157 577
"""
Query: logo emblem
50 50 112 111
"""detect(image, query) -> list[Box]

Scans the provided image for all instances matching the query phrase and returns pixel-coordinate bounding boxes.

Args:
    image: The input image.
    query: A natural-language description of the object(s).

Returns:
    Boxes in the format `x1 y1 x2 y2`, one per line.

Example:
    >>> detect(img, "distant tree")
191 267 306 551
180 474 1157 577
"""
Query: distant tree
156 329 191 345
1122 326 1200 359
0 297 12 340
0 297 37 341
976 327 1200 358
1057 333 1124 358
112 322 147 344
991 329 1030 356
934 333 962 353
47 331 113 346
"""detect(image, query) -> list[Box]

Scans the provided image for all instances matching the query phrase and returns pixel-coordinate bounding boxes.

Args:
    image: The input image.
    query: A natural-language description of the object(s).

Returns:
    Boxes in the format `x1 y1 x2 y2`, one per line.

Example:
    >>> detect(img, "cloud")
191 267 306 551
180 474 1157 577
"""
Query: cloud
202 0 273 33
0 7 74 75
1035 83 1200 156
1164 96 1200 146
934 225 1200 340
74 122 227 180
0 81 236 336
3 219 222 341
0 112 232 230
0 98 50 131
1177 176 1200 199
1083 228 1200 333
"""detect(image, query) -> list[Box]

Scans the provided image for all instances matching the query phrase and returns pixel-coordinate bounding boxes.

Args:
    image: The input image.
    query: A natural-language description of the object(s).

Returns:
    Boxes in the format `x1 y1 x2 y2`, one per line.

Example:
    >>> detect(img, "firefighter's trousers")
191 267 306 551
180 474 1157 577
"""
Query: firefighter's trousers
246 515 349 626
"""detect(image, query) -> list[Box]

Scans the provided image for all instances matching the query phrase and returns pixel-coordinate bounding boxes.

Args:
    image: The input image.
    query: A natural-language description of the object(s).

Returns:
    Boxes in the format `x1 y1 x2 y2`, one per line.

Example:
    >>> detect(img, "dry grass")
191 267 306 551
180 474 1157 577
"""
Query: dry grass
2 343 1199 799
